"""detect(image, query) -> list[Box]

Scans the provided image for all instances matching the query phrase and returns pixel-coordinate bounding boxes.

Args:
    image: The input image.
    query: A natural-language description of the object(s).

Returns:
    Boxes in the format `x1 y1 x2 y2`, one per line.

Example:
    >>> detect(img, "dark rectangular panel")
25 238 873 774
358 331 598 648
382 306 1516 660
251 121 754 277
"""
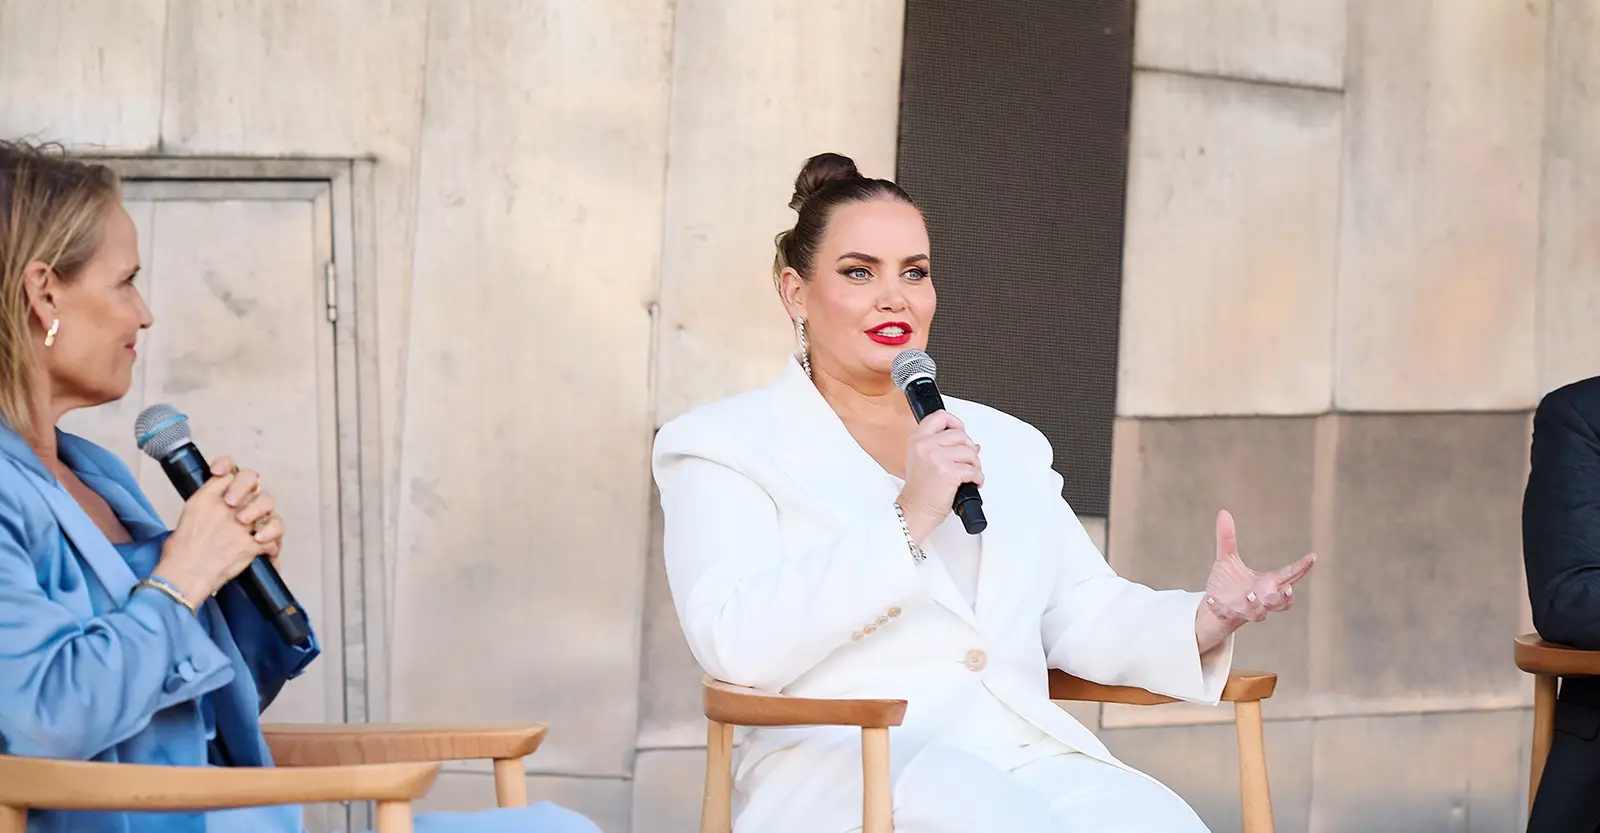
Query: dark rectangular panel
897 0 1133 516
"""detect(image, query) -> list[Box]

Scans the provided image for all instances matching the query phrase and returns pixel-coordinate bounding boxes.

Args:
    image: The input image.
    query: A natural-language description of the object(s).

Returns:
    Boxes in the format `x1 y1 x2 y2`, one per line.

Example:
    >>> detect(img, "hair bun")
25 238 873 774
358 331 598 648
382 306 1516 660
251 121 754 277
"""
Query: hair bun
789 152 861 211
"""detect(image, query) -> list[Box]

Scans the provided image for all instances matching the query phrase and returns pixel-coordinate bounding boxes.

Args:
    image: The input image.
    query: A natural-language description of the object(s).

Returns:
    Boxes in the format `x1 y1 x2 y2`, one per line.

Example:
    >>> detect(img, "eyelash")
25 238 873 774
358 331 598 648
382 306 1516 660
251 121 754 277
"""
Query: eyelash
842 266 929 281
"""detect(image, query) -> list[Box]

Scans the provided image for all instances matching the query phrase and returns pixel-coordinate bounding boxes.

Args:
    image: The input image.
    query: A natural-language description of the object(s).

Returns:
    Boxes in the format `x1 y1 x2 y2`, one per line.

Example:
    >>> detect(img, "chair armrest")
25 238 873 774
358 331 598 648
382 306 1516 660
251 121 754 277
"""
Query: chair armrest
1048 669 1277 704
0 755 438 811
261 723 549 767
703 679 907 728
1515 633 1600 678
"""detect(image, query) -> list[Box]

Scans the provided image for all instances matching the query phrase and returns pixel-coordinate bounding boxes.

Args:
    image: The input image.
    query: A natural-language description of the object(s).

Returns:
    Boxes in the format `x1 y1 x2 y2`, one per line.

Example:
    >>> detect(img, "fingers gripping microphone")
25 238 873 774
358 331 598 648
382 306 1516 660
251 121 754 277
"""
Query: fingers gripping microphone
135 405 313 649
891 349 987 535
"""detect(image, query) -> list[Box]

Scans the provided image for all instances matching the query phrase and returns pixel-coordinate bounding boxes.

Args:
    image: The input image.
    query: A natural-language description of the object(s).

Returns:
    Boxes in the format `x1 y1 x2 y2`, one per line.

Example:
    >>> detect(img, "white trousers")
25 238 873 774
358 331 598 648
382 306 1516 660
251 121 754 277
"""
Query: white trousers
889 743 1209 833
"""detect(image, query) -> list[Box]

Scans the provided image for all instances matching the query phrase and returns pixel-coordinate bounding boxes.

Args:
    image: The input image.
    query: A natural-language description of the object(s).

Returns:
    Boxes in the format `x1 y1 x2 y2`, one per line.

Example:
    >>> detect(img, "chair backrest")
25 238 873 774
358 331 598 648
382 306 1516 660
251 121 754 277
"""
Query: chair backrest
1515 633 1600 678
1046 667 1277 704
700 671 1279 833
1516 633 1600 816
0 755 438 833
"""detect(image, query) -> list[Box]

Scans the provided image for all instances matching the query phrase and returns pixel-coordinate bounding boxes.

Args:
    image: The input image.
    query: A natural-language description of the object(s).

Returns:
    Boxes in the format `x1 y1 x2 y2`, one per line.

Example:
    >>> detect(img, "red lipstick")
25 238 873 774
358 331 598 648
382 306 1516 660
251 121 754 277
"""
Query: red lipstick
866 321 912 346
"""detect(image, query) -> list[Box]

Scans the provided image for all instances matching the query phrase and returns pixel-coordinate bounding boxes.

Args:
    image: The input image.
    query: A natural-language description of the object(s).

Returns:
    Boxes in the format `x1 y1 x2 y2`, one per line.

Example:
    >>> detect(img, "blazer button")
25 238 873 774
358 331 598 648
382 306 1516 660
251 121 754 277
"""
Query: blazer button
162 673 186 694
964 649 988 672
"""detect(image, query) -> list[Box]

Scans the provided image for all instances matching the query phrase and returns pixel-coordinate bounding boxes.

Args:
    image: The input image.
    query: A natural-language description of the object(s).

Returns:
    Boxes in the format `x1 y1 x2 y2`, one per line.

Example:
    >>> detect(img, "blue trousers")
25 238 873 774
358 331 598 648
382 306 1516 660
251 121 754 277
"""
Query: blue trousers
196 802 603 833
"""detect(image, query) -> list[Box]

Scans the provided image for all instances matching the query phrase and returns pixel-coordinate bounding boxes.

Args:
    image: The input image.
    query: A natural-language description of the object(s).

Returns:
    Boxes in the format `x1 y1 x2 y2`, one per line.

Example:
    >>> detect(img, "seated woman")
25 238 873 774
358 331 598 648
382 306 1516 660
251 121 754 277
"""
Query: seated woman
653 153 1317 833
0 141 600 833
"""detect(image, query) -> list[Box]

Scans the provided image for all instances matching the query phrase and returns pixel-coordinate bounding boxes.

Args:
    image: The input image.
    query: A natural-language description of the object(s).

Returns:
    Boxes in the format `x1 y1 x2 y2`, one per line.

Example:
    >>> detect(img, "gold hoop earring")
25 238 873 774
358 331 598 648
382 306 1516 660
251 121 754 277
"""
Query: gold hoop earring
795 316 812 380
43 319 59 348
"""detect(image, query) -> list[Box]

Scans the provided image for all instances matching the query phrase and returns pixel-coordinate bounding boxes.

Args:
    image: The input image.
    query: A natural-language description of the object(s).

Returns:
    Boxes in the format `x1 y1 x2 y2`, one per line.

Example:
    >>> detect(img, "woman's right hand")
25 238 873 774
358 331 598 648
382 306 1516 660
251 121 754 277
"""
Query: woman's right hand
897 411 984 544
150 472 270 604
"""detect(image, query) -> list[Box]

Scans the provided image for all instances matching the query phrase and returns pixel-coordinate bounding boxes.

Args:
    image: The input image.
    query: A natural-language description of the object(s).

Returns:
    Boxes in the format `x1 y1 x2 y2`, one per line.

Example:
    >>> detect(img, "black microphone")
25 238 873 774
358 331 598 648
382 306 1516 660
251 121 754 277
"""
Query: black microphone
891 349 987 534
134 404 313 649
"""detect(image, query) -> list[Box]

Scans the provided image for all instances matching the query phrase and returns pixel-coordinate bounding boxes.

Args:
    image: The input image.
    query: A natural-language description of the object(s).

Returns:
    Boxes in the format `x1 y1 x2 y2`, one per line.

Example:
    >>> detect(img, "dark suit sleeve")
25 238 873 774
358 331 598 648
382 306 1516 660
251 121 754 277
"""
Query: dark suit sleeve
1525 389 1600 649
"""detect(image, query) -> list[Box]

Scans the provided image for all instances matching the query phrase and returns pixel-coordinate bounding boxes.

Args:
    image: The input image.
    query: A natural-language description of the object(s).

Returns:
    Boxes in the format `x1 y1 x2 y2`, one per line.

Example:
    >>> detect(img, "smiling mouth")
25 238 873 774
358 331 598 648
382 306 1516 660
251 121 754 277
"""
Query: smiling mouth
866 323 912 345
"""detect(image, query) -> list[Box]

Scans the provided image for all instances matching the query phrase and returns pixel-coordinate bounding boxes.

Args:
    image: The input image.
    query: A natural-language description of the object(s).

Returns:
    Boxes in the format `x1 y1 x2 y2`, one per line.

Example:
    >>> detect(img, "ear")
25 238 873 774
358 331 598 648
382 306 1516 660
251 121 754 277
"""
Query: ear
778 267 808 320
20 260 57 330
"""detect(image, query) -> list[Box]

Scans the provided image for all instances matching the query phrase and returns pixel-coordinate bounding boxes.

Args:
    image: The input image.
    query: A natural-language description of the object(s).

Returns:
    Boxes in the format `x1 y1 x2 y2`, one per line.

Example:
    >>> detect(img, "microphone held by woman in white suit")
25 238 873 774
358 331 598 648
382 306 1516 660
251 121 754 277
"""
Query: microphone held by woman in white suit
653 151 1316 833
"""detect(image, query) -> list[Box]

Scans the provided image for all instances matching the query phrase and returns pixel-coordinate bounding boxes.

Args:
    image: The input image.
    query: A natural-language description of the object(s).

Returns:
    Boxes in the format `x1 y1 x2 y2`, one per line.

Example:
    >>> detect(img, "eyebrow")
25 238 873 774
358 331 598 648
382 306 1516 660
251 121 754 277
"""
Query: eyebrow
837 252 930 265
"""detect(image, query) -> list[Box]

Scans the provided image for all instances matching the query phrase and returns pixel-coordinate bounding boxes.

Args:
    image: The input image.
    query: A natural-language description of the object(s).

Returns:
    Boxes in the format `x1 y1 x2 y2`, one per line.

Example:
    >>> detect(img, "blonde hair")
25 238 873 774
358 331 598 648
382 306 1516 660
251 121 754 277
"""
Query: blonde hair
0 140 121 435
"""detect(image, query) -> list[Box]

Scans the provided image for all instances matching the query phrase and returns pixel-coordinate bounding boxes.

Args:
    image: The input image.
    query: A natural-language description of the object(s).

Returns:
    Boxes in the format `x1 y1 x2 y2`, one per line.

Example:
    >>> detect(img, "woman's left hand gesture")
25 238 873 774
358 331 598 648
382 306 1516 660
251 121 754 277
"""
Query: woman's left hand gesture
1195 509 1315 654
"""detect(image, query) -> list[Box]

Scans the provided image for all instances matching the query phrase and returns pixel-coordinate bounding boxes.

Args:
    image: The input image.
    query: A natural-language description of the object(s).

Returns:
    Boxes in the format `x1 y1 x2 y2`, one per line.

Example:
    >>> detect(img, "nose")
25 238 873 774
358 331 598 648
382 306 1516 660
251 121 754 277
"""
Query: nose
137 294 154 329
875 284 909 312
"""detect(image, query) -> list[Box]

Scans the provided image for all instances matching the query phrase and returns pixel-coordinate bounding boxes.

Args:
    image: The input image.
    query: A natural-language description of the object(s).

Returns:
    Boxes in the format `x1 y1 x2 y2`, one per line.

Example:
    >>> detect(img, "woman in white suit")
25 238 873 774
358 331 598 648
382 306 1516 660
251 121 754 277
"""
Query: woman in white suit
653 153 1317 833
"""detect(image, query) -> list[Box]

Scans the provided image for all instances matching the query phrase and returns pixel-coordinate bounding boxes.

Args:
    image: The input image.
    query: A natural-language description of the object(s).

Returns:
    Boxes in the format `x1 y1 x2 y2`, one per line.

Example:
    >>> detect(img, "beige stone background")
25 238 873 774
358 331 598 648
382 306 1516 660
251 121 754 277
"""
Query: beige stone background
3 0 1598 831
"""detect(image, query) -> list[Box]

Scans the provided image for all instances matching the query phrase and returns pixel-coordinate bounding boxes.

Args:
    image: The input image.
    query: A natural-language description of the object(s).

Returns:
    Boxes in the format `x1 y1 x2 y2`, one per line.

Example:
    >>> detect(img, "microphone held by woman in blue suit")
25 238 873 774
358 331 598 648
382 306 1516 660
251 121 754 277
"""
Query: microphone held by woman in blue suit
0 140 601 833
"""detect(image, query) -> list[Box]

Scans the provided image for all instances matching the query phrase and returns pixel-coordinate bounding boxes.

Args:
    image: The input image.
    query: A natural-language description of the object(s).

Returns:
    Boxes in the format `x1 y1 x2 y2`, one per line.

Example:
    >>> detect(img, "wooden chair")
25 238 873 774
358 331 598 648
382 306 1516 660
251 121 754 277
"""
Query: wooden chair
1514 633 1600 811
700 669 1279 833
0 722 548 833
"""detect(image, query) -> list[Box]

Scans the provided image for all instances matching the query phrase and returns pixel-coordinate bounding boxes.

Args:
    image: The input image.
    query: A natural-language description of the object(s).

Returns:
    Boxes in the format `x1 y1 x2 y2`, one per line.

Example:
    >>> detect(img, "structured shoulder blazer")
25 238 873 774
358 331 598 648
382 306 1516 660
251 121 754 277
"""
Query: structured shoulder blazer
653 359 1233 832
1522 375 1600 832
0 423 319 833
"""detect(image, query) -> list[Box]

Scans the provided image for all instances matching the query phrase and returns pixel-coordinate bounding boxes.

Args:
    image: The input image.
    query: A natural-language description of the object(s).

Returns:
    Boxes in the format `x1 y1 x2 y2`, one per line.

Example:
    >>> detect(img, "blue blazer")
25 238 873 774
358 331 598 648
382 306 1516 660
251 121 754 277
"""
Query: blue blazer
0 423 320 833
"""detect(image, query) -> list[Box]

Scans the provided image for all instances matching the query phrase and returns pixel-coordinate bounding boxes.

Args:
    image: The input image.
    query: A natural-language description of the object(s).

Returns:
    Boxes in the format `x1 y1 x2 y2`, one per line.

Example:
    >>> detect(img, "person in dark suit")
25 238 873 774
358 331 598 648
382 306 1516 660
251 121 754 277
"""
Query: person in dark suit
1524 374 1600 833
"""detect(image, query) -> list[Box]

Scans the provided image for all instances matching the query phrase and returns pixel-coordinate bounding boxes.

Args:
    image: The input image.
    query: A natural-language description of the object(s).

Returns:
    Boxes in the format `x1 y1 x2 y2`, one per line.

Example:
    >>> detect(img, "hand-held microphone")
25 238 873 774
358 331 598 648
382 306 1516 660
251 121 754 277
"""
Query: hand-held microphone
891 349 987 535
135 404 313 649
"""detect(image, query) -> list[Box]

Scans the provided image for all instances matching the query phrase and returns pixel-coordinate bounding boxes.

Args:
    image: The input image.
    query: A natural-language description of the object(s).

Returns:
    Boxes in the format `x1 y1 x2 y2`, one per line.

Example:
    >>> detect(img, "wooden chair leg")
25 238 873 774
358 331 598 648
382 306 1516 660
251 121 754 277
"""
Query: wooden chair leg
493 757 528 808
1531 673 1558 813
375 799 414 833
1234 700 1274 833
0 804 24 833
702 720 734 833
862 726 892 833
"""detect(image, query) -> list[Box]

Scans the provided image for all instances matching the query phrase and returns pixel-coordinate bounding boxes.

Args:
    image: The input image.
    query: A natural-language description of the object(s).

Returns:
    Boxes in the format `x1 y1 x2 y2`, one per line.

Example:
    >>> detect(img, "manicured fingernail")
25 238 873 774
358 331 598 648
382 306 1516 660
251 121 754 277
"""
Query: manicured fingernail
1285 586 1294 597
1205 596 1216 605
1247 592 1258 603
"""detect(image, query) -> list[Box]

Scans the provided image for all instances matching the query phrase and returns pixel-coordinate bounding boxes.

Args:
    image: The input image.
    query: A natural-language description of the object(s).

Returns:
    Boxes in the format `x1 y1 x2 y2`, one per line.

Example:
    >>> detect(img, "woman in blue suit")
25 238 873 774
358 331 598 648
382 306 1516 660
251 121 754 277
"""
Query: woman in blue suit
0 142 600 833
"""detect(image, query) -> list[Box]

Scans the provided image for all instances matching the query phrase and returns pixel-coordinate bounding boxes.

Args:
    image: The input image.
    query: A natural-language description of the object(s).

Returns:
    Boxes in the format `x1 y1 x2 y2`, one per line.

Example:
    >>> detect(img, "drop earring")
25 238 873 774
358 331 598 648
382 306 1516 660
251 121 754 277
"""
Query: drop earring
795 316 812 380
43 319 59 348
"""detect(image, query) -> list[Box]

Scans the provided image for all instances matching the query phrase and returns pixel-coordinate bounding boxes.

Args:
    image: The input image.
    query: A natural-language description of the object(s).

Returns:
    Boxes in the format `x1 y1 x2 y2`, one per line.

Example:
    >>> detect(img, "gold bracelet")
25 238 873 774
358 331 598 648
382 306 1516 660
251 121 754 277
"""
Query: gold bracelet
894 503 926 563
132 577 198 615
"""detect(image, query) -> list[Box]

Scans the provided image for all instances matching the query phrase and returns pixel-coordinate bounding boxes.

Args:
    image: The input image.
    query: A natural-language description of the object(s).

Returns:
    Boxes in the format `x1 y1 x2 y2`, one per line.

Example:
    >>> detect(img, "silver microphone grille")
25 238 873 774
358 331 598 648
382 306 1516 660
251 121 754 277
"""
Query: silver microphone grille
134 404 192 459
891 349 937 391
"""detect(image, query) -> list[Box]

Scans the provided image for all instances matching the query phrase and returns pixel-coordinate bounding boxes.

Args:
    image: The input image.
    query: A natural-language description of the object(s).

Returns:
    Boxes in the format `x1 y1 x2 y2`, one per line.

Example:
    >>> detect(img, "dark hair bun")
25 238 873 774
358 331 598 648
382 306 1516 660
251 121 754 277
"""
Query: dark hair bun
789 152 861 211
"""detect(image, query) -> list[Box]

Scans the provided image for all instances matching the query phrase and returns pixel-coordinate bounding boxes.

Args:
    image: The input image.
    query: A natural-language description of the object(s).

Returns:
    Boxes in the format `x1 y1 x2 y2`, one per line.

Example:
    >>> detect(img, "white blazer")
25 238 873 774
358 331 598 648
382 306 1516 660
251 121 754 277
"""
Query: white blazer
653 359 1234 833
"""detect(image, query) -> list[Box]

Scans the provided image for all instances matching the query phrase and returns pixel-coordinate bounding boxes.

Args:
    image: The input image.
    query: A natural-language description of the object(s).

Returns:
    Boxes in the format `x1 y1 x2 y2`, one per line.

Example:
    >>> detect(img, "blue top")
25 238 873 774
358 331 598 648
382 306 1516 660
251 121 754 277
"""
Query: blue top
0 422 320 833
